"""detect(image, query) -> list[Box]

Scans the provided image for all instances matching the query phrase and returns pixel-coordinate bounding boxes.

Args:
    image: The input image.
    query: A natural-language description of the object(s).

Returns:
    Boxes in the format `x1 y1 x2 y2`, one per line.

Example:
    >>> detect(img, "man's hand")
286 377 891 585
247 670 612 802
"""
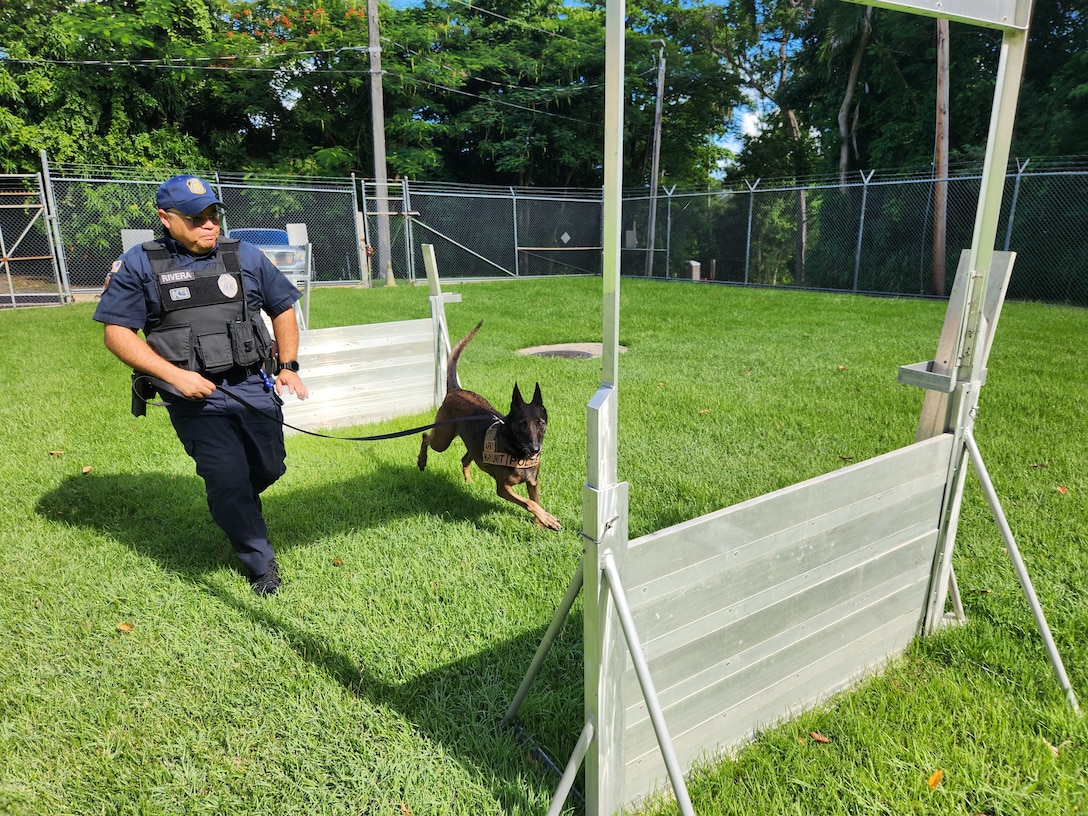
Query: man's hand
104 324 215 400
171 369 218 400
275 369 309 400
269 307 308 400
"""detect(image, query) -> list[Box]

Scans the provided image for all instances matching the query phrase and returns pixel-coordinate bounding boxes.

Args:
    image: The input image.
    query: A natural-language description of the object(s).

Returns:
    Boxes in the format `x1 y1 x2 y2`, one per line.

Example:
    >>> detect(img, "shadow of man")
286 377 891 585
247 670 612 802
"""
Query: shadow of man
34 466 583 811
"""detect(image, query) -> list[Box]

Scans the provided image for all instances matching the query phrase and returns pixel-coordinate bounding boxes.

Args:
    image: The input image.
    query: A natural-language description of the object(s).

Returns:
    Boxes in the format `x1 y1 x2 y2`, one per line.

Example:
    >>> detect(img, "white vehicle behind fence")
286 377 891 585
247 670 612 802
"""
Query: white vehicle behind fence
228 227 311 330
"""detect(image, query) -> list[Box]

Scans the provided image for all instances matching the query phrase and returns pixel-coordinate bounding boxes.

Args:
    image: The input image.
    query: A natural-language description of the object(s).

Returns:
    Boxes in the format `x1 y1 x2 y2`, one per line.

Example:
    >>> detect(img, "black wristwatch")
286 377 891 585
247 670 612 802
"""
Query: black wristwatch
277 360 300 374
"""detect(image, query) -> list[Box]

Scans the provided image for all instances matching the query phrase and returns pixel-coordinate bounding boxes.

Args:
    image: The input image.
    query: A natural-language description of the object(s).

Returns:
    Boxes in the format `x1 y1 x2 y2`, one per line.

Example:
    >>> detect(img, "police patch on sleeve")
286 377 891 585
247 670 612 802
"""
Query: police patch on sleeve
218 274 239 298
103 259 121 291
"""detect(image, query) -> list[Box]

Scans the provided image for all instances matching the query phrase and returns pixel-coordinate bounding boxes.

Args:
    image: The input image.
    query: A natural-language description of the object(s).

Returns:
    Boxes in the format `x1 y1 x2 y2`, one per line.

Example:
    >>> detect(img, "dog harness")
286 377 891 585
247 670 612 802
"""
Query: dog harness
483 421 539 468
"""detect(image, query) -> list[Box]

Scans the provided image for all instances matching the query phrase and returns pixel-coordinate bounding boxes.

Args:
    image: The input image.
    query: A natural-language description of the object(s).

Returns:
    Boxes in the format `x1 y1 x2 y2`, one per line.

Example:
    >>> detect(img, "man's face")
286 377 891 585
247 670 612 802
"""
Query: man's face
158 206 223 255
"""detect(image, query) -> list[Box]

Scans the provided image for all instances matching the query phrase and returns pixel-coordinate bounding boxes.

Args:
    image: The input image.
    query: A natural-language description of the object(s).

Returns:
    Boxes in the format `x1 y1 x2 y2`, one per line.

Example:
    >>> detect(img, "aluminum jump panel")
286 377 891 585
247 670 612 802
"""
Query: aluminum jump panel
281 318 437 433
620 432 955 804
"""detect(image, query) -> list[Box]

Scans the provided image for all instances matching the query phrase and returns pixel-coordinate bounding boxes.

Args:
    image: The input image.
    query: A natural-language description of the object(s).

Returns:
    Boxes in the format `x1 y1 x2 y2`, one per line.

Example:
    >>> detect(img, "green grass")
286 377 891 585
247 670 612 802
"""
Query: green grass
2 278 1086 815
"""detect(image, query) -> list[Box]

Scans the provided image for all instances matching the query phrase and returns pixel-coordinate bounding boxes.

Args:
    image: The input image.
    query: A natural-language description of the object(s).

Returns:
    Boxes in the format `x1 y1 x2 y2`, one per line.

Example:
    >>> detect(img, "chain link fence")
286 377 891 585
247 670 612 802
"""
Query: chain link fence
362 181 605 284
42 166 362 292
9 157 1088 306
623 162 1088 303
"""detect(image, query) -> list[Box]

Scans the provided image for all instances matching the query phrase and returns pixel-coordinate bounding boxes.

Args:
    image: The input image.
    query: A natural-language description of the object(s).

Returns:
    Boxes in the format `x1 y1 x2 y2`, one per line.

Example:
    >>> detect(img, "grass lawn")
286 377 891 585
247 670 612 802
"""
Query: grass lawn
1 277 1086 815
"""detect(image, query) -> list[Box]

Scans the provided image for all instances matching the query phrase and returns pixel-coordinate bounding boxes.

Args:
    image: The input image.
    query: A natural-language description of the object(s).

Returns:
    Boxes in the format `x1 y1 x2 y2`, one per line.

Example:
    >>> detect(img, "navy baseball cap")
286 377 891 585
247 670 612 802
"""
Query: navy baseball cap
156 175 224 215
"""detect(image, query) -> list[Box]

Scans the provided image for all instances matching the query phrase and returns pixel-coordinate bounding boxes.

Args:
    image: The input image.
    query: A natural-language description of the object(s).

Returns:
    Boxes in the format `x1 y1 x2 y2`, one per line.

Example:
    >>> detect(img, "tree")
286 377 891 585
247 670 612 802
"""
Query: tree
817 2 873 185
1012 0 1088 157
623 0 745 189
694 0 814 279
0 0 216 171
784 0 1088 176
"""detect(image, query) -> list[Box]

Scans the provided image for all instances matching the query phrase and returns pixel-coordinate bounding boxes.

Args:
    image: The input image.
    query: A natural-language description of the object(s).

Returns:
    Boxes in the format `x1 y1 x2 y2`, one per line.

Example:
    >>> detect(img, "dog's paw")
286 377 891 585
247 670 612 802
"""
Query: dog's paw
534 511 562 531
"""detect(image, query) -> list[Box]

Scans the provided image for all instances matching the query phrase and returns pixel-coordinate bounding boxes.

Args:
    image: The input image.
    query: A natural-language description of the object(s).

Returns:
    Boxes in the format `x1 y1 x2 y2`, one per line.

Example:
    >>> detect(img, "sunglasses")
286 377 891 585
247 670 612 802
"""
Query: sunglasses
167 208 224 227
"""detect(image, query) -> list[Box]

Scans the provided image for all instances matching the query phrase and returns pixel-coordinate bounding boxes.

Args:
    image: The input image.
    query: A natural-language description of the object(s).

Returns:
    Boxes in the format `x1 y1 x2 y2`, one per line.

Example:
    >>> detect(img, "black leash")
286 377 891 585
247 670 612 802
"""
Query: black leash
133 376 500 442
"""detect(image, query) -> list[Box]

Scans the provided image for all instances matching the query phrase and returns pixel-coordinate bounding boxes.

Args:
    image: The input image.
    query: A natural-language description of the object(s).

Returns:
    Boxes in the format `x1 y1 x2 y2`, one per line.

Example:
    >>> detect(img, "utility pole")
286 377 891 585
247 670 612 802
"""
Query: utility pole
367 0 394 285
644 40 666 277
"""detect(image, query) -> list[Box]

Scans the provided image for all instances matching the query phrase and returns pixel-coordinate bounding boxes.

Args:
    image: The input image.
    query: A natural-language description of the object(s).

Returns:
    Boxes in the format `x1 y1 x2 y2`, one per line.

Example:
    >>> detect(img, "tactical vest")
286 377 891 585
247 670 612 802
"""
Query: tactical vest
143 239 272 375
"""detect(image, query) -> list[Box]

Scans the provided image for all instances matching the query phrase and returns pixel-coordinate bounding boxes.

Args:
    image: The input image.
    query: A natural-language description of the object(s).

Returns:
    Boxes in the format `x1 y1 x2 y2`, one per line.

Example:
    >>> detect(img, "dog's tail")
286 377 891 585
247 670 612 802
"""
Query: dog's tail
446 320 483 393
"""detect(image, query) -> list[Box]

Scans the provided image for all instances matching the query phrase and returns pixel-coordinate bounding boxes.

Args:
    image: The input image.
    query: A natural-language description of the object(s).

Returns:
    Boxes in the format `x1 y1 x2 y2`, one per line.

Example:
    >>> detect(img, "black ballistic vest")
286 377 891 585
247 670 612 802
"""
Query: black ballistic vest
143 239 272 375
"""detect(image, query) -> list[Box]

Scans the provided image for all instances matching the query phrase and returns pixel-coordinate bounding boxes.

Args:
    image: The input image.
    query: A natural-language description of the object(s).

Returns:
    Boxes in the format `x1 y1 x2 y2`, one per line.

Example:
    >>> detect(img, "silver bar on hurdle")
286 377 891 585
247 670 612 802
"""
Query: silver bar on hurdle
544 718 595 816
965 429 1080 713
601 551 696 816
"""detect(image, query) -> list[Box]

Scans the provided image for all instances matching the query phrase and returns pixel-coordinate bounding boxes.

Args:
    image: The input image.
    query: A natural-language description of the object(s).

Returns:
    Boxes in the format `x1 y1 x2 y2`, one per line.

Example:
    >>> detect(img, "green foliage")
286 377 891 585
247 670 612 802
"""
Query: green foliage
786 0 1088 175
731 109 821 182
0 0 1084 186
0 0 219 170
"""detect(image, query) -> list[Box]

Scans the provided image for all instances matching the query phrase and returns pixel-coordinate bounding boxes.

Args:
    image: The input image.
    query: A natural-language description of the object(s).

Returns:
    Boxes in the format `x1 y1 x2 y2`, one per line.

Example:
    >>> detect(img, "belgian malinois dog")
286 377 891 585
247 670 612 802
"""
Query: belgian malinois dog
417 321 561 530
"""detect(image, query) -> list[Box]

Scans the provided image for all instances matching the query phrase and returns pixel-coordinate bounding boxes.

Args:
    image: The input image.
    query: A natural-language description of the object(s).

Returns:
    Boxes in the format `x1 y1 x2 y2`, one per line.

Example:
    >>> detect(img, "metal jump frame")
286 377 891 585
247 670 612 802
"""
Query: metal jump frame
503 1 1078 814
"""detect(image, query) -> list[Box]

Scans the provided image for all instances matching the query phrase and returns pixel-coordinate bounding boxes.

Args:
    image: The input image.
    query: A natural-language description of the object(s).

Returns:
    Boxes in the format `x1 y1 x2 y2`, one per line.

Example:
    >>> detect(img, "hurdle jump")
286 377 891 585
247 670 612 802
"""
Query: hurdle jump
504 1 1078 814
280 244 459 433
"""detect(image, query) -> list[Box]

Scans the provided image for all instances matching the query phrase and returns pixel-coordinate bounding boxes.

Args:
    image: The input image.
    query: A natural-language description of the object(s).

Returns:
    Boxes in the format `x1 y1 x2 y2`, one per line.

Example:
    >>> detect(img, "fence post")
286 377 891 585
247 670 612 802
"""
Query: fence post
1003 158 1029 252
853 170 875 293
403 178 416 283
350 172 368 286
664 185 675 278
510 187 520 277
360 177 373 287
744 179 759 285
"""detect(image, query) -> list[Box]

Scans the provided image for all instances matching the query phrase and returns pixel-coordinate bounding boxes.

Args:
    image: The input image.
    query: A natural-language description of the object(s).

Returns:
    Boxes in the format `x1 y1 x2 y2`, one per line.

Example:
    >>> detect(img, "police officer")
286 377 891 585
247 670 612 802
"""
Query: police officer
94 174 309 596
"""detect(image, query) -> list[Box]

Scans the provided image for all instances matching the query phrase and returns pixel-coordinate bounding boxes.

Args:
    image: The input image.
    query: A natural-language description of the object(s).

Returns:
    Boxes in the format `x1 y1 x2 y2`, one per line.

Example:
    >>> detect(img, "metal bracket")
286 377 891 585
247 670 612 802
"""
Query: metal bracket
898 360 986 393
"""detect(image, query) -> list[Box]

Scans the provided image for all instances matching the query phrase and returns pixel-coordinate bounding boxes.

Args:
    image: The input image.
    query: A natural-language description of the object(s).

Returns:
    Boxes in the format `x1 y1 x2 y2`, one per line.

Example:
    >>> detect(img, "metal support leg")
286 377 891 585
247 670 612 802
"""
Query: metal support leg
545 719 595 816
937 566 966 628
947 567 966 624
965 430 1080 713
601 552 696 816
502 563 584 727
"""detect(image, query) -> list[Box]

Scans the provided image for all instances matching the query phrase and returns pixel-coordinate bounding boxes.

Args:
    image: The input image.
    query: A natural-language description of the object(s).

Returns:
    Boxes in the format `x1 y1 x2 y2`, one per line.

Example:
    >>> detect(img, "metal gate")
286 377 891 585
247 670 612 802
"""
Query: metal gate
0 173 68 308
360 179 604 284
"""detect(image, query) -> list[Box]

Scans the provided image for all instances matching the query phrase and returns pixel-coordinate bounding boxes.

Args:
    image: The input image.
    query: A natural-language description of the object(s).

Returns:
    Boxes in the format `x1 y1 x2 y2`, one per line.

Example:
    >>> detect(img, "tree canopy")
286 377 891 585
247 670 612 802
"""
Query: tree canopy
0 0 1084 186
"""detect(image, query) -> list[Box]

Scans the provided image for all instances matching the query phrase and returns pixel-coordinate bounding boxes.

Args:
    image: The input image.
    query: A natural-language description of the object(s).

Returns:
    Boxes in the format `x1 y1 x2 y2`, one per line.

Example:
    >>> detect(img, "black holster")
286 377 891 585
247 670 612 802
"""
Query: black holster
131 372 155 417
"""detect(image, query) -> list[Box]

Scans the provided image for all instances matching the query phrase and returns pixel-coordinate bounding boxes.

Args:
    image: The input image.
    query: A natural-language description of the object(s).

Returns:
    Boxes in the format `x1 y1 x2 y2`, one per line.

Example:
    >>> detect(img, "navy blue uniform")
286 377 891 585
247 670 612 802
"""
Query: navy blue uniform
94 234 301 579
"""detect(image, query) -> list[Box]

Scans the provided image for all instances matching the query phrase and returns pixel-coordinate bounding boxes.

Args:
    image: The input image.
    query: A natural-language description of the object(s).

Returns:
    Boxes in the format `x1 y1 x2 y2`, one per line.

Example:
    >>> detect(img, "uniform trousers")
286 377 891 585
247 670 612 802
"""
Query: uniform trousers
165 373 286 578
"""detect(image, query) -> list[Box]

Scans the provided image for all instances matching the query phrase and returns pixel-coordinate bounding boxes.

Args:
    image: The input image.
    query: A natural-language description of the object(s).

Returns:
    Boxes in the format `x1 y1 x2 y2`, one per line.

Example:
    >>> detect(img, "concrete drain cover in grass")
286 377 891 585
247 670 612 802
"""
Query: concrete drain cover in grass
517 343 626 359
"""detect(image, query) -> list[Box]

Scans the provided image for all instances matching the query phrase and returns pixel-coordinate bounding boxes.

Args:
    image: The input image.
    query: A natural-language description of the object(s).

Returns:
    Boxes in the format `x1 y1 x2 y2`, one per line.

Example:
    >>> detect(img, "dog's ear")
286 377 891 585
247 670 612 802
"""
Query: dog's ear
511 382 525 408
531 383 543 406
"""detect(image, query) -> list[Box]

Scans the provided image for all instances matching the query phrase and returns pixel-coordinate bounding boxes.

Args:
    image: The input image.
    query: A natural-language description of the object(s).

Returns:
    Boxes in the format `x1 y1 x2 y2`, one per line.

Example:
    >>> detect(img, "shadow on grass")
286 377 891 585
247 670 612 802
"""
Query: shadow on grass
36 464 521 574
202 573 587 813
273 461 542 541
35 466 587 813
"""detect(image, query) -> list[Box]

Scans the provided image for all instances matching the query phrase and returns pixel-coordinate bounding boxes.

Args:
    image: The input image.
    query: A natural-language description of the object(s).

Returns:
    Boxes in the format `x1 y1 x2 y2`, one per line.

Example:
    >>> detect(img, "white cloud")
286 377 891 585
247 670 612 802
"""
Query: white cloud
739 108 762 137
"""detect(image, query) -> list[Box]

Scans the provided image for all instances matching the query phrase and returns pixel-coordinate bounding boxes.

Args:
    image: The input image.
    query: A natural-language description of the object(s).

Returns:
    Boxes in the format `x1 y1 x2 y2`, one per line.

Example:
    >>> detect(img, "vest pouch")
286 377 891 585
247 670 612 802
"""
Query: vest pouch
253 318 275 372
146 325 195 369
229 319 263 367
194 331 234 373
253 318 273 356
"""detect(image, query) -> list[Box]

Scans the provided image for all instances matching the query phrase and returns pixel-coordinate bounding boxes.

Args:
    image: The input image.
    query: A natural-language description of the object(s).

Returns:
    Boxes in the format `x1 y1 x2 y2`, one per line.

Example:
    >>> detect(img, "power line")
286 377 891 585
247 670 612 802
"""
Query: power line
1 49 340 71
382 66 599 126
6 51 603 124
444 0 583 43
382 35 609 93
